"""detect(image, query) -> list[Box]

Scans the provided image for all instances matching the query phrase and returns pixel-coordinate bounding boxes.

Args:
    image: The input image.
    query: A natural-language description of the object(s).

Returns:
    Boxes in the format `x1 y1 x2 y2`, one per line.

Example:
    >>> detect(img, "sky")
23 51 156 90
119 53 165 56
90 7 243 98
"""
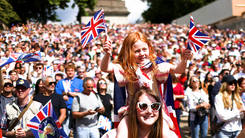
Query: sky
55 0 149 24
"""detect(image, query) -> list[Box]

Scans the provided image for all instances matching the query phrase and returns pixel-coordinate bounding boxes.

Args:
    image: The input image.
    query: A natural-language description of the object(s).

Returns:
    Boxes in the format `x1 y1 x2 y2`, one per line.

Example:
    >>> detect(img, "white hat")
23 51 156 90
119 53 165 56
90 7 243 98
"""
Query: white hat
240 49 245 54
43 58 48 61
231 44 238 48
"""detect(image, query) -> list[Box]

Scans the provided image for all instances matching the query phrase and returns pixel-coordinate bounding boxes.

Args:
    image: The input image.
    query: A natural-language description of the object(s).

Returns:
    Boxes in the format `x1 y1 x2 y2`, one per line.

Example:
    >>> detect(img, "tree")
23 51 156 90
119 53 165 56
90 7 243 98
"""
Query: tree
7 0 70 24
6 0 96 24
141 0 215 24
0 0 20 24
72 0 97 24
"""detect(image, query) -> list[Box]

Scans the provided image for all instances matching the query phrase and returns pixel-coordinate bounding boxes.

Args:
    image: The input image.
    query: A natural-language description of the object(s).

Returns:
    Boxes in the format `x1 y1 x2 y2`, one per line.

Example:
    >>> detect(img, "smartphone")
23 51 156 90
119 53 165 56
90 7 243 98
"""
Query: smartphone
94 107 100 111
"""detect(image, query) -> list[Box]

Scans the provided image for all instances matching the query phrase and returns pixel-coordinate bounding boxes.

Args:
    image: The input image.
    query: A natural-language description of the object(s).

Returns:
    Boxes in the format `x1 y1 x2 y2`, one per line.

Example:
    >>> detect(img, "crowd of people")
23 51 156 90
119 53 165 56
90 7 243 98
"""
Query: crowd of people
0 21 245 138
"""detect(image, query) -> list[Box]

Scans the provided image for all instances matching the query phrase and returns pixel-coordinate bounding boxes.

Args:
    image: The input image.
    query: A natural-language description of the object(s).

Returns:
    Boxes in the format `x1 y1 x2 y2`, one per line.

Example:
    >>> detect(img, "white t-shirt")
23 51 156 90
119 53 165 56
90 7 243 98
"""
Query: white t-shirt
72 92 104 128
187 89 209 121
234 71 245 80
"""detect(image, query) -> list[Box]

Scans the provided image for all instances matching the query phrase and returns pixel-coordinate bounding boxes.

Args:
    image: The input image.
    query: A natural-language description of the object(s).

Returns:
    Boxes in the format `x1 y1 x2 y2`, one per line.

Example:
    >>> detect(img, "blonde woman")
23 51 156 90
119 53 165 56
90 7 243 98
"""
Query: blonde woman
214 75 245 138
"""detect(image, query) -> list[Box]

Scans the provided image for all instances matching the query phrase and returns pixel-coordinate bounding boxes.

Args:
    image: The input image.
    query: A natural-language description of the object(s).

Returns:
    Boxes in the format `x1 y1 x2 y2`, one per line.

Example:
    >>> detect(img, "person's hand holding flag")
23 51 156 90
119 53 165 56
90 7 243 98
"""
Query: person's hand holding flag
103 35 112 55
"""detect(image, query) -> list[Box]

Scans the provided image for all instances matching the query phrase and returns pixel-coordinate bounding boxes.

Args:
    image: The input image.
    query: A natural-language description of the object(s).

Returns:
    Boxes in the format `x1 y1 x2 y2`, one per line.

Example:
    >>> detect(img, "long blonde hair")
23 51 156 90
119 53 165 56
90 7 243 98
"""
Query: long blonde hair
113 32 157 82
219 82 243 110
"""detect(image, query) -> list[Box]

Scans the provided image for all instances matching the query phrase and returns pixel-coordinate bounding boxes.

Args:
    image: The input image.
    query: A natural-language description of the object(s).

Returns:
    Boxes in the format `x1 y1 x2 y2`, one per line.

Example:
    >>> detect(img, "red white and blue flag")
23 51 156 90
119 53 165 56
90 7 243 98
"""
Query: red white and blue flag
97 115 112 131
0 51 41 67
27 100 68 138
187 15 210 52
159 75 181 137
81 9 107 48
113 57 181 137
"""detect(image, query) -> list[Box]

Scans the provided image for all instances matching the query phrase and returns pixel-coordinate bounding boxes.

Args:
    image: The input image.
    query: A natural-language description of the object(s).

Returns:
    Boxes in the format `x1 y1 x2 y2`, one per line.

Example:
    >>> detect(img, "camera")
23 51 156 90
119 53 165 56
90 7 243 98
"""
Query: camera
196 99 209 117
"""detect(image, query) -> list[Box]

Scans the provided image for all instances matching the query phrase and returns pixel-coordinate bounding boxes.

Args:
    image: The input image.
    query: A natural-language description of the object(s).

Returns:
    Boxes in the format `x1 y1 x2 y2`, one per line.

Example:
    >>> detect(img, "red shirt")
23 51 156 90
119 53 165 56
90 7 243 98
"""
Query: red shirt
178 76 187 86
173 83 185 109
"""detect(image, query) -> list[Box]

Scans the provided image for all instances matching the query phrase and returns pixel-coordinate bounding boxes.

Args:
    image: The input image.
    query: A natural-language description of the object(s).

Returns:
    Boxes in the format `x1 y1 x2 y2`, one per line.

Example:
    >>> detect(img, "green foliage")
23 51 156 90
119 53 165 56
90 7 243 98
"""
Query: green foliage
141 0 216 24
3 0 96 25
7 0 70 24
72 0 97 24
0 0 20 24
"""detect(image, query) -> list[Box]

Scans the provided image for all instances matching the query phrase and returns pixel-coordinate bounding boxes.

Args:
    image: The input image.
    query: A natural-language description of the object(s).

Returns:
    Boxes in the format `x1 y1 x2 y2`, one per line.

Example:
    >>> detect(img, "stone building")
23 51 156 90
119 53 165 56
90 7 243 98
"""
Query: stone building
175 0 245 30
81 0 130 26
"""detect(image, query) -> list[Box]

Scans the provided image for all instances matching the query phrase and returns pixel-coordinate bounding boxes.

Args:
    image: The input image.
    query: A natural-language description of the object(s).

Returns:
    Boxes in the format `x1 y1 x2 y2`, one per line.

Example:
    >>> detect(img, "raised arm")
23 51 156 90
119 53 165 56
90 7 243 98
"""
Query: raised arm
100 35 114 73
170 49 192 74
27 63 32 83
0 67 3 93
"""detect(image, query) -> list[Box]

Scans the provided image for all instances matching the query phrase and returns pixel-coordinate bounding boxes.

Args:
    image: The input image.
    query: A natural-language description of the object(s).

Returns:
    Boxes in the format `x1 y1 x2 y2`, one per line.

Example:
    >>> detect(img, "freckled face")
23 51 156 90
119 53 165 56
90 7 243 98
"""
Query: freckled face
133 40 150 65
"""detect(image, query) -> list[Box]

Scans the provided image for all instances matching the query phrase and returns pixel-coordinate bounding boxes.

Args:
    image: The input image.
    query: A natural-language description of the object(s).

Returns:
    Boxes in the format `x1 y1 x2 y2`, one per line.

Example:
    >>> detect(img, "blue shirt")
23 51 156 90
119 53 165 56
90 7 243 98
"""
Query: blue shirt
56 77 84 109
241 93 245 105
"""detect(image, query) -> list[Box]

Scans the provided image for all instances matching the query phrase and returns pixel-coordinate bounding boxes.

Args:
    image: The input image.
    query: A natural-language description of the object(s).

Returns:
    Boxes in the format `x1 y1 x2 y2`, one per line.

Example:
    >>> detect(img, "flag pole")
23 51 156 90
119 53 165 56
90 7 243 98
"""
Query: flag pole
0 128 2 138
101 7 109 43
185 13 193 63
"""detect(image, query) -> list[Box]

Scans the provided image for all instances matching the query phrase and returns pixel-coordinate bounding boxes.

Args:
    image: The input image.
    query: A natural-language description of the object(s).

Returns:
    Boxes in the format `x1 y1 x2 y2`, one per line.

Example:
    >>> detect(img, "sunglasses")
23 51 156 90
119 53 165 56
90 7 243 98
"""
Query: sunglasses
228 81 237 85
99 81 106 85
4 82 13 87
137 102 161 112
48 82 56 86
192 79 199 82
36 67 42 70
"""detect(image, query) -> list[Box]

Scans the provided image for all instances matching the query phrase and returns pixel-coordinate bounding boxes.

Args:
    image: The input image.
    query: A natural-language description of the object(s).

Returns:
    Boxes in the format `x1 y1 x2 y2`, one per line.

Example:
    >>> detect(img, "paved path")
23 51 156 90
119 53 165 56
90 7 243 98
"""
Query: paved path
180 116 212 138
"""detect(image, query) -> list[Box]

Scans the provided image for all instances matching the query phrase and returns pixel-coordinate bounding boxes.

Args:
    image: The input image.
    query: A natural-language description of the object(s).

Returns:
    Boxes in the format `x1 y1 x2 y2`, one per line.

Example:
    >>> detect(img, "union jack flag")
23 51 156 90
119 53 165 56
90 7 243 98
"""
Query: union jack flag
27 100 68 138
113 57 181 137
97 115 112 131
187 15 210 52
0 51 41 67
159 75 181 137
81 9 107 48
156 58 181 138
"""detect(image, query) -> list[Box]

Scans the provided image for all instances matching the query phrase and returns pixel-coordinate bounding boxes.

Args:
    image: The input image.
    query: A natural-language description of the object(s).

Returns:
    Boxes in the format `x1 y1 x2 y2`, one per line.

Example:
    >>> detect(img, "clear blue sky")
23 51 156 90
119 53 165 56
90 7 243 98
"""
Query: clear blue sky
55 0 148 24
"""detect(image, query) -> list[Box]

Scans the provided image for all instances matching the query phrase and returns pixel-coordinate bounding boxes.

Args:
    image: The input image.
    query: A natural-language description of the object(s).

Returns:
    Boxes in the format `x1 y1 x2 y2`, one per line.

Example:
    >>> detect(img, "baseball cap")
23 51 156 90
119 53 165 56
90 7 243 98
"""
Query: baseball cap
16 79 30 88
231 44 238 48
44 58 48 62
221 75 236 83
219 68 229 75
202 62 209 67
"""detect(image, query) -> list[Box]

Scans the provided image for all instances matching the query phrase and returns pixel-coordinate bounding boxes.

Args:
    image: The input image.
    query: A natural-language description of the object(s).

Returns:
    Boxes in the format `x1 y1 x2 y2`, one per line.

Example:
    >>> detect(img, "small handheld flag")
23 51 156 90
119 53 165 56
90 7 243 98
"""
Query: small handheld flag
81 9 107 48
97 115 112 131
187 15 210 52
0 52 41 67
27 100 68 138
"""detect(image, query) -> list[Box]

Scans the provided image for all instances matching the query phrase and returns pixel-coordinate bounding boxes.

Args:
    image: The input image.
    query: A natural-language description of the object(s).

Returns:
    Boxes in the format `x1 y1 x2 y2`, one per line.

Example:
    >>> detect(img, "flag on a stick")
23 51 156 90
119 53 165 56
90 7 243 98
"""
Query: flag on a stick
27 100 68 138
187 15 210 52
81 9 107 48
0 52 41 67
97 115 112 131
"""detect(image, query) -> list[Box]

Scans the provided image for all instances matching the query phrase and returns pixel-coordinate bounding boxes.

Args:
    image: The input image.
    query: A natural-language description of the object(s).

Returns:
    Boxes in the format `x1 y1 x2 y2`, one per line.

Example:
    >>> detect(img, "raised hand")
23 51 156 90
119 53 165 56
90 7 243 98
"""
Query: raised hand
182 49 193 61
103 35 112 55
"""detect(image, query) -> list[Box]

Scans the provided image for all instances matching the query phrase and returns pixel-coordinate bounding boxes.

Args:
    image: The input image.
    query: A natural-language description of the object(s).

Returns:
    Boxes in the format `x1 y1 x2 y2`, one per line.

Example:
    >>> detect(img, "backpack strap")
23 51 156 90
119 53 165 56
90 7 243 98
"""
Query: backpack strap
9 100 34 131
75 95 80 105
